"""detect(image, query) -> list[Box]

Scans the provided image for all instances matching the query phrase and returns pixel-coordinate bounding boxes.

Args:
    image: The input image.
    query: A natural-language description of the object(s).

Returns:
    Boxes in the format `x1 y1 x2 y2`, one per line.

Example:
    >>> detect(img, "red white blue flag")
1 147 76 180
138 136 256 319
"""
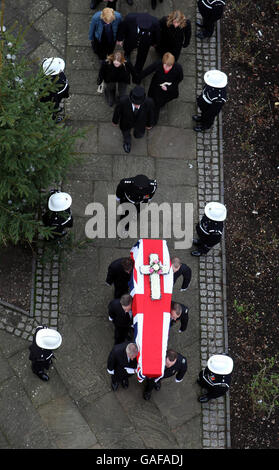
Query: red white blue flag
129 239 173 381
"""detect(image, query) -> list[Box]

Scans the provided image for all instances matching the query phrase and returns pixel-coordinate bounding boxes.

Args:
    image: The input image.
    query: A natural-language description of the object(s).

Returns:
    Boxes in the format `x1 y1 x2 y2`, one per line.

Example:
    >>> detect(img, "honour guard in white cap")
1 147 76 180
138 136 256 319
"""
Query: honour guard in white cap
197 354 233 402
42 189 73 239
41 57 69 121
29 326 62 381
196 0 226 39
191 201 227 257
192 69 227 132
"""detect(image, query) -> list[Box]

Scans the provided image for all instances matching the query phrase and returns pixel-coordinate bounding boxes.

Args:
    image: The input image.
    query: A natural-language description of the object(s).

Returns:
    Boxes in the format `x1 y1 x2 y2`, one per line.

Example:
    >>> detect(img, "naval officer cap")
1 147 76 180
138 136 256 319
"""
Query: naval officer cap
48 192 72 212
207 355 234 375
36 328 62 350
204 70 227 88
42 57 65 76
133 174 151 189
204 202 227 221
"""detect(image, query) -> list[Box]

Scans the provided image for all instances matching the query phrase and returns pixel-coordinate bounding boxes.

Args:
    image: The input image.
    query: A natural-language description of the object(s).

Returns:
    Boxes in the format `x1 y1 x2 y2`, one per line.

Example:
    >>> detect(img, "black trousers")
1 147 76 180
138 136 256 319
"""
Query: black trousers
195 223 221 253
122 127 145 145
114 325 132 345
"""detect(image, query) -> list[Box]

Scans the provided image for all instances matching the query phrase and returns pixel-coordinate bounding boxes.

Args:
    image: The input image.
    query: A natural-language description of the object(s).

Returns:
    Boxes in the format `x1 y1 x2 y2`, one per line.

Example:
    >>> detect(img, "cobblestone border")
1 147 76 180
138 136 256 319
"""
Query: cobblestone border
196 10 230 449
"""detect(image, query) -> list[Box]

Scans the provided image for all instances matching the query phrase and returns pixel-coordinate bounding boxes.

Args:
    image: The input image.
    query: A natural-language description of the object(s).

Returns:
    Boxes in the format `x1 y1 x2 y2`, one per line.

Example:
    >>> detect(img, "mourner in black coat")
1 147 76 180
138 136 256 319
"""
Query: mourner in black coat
191 201 227 256
196 0 225 39
106 257 134 298
171 256 192 291
29 326 62 381
42 190 73 239
108 294 133 344
193 69 227 132
157 11 192 61
117 12 160 72
112 86 156 153
143 349 187 400
97 50 136 106
107 341 138 390
90 0 118 10
170 301 189 332
197 354 233 402
140 53 183 124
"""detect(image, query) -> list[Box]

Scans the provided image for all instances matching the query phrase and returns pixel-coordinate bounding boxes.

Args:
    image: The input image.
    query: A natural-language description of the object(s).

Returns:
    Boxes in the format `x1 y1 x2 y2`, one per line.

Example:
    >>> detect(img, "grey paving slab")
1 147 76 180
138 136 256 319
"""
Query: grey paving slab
66 154 113 182
67 69 98 95
155 158 197 186
98 122 148 156
62 179 94 217
168 100 196 128
38 395 97 449
148 126 196 159
0 376 56 449
67 46 94 70
67 13 92 47
112 155 156 181
33 7 67 56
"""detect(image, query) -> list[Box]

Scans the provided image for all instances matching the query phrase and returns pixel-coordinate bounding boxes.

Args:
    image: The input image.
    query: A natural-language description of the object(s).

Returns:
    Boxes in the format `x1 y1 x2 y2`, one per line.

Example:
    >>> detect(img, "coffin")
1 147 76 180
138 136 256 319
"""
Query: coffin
129 239 173 380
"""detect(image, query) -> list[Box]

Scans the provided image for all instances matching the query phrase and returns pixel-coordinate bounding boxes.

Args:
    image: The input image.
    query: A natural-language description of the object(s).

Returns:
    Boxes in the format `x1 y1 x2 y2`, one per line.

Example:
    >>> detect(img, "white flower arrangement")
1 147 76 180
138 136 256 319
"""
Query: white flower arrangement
140 253 170 300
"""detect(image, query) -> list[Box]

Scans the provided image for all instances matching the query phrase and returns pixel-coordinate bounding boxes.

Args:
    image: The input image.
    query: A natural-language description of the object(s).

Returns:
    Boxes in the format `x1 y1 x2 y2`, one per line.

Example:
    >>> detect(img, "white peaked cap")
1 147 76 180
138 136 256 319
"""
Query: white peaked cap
204 70 227 88
205 202 227 221
36 328 62 350
48 192 72 212
207 355 233 375
42 57 65 76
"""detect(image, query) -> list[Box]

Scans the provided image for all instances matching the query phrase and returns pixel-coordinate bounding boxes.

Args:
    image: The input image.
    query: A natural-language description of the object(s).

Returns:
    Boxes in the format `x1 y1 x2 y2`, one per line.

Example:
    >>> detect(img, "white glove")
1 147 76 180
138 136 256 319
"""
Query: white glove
175 378 183 383
107 369 114 375
180 288 187 292
124 367 136 374
108 316 113 322
116 197 120 202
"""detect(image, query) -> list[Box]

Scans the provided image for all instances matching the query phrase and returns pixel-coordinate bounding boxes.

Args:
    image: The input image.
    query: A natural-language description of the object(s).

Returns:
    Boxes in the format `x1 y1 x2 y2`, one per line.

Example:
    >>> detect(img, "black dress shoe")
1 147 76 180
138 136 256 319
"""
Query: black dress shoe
90 0 98 9
111 381 119 391
199 395 210 403
154 381 161 391
127 0 133 4
193 126 206 133
191 250 202 257
151 0 156 9
121 378 129 389
143 392 152 400
192 115 202 122
123 142 131 153
37 372 49 381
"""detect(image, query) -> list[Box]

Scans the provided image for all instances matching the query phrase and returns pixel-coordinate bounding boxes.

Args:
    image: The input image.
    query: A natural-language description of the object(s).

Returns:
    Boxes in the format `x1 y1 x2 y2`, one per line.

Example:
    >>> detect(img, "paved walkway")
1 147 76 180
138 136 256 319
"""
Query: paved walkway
0 0 229 449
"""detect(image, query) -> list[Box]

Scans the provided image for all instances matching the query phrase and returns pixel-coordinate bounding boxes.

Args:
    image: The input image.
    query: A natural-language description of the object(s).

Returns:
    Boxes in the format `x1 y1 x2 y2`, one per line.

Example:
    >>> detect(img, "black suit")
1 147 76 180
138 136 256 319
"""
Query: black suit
170 303 189 332
198 366 231 399
117 13 160 72
107 341 137 384
144 353 188 393
197 84 227 129
29 326 54 375
195 214 224 253
108 299 133 344
106 258 132 298
112 95 155 145
173 263 192 290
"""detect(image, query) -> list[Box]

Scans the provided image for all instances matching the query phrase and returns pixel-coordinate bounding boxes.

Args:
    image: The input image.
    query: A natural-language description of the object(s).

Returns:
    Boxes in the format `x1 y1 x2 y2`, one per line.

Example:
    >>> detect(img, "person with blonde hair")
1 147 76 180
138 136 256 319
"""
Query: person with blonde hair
89 7 122 60
139 52 183 124
156 10 191 61
97 49 136 106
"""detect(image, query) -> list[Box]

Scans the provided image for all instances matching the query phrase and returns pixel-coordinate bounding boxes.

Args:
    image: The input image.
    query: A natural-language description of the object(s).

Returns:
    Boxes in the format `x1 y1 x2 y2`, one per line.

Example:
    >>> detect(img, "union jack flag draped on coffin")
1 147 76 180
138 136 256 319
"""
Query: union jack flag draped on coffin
129 239 174 381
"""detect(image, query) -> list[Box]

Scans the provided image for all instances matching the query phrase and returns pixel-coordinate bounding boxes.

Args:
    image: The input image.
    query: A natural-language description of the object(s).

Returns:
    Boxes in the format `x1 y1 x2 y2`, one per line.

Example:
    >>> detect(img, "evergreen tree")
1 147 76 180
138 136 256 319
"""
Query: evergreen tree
0 21 83 246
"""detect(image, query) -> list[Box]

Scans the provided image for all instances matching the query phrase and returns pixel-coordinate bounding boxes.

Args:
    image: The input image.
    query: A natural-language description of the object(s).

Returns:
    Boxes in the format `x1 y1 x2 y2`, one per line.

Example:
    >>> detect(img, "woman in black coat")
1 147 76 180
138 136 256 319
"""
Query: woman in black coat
157 10 191 61
140 52 183 124
97 49 136 106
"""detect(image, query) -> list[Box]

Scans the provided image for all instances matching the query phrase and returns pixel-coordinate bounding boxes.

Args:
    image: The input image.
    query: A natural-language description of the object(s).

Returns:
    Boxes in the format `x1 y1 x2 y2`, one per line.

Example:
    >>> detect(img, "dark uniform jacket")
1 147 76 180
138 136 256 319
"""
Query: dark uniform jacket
29 326 54 369
112 94 155 132
196 214 224 247
173 263 192 290
140 60 183 108
108 299 132 328
106 257 132 298
157 16 191 60
198 0 225 22
160 353 188 381
41 71 69 110
116 177 157 204
170 302 189 332
197 84 227 128
42 190 73 235
117 13 160 53
199 366 231 398
107 341 137 374
97 60 136 85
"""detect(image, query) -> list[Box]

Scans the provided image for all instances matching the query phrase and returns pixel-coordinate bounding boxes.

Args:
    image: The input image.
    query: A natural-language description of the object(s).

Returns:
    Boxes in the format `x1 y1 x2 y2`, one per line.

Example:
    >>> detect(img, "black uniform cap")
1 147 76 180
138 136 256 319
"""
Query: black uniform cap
133 174 150 190
129 86 146 105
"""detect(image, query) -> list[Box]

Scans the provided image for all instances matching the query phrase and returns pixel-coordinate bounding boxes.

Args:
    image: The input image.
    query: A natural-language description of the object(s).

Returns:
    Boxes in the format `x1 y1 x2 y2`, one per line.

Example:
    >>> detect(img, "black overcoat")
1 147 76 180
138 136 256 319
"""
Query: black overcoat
157 16 191 60
112 95 155 132
117 13 160 53
141 60 183 108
